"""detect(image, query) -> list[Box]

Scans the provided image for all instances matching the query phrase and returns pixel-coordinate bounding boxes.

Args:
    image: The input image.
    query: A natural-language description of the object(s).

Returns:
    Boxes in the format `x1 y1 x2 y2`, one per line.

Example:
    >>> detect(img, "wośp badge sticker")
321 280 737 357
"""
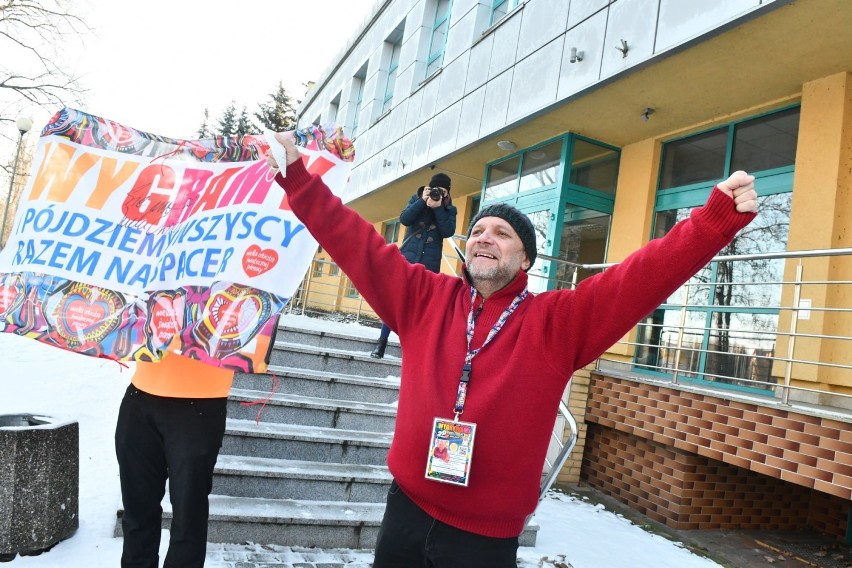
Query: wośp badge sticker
425 418 476 486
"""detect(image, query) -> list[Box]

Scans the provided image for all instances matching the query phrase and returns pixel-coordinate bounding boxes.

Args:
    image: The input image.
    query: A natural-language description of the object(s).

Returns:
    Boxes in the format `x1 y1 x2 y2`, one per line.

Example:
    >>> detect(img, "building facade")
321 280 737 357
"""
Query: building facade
295 0 852 541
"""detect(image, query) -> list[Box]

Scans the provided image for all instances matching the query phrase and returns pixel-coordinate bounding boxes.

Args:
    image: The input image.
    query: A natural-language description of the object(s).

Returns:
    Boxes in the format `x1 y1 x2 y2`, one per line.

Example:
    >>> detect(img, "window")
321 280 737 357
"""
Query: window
639 106 800 393
426 0 452 77
328 92 341 126
490 0 519 25
312 260 323 278
383 25 404 114
569 139 619 195
383 220 401 244
329 264 340 276
350 65 368 136
344 278 359 298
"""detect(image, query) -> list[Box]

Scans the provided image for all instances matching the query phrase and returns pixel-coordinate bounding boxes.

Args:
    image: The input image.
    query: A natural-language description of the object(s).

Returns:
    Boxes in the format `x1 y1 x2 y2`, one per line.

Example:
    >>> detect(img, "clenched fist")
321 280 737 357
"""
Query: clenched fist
716 170 758 213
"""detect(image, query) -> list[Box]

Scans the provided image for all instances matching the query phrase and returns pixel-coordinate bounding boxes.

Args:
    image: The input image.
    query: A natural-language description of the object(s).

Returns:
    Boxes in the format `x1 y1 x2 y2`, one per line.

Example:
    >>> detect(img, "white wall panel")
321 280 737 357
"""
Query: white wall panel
507 38 563 123
567 0 610 30
479 69 513 137
656 0 761 53
418 75 441 125
404 87 424 132
465 34 493 94
600 0 658 80
435 50 470 113
386 98 409 142
412 121 435 167
397 130 418 177
427 101 463 163
456 86 486 147
488 12 522 80
557 9 607 99
444 2 477 65
516 0 570 61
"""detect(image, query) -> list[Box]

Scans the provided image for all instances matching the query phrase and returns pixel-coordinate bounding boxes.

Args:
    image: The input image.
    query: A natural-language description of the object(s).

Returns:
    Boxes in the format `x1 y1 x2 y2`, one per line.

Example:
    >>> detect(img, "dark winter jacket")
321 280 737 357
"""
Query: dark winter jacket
397 187 457 272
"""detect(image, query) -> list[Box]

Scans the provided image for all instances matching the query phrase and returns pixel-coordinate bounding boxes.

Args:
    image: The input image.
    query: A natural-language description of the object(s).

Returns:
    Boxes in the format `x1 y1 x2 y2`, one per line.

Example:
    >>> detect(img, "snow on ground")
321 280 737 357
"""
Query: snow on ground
0 320 722 567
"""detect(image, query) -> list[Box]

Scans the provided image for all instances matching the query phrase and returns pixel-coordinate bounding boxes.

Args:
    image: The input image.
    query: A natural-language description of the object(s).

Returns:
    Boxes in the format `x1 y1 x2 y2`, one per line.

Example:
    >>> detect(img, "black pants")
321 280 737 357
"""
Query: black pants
372 480 519 568
115 385 227 568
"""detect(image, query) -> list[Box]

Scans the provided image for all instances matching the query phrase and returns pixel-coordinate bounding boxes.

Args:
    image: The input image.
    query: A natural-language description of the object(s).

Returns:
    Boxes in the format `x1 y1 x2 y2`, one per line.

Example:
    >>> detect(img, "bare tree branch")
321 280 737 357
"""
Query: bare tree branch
0 0 91 153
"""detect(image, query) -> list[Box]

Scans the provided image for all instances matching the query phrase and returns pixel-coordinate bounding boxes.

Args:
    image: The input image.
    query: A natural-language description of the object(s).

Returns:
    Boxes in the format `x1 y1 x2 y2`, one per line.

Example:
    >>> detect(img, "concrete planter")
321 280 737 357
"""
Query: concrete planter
0 414 79 561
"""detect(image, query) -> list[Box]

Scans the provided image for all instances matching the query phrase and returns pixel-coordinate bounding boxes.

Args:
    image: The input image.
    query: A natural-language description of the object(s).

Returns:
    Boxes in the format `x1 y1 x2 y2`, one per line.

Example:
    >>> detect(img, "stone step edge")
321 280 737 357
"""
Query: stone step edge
168 495 386 525
243 365 401 388
214 454 391 483
228 388 398 417
272 341 401 364
225 418 393 446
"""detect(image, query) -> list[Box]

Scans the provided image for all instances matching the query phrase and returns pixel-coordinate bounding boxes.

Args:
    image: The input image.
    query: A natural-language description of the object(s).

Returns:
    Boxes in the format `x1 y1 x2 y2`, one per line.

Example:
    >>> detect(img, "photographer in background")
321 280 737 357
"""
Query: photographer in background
371 172 458 358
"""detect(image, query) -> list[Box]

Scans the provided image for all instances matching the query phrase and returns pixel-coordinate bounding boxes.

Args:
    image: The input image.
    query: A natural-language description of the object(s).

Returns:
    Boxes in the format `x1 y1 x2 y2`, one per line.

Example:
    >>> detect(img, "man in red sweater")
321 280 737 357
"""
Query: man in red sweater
267 132 757 568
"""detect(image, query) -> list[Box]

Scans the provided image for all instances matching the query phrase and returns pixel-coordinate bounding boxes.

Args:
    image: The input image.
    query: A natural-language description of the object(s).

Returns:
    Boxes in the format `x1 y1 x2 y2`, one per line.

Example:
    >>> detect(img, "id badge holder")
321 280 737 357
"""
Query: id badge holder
425 417 477 486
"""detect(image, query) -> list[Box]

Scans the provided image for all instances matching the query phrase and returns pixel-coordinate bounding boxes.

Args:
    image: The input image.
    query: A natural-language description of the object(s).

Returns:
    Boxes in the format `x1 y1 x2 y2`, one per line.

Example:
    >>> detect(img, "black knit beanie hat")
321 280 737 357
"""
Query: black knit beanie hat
467 203 537 270
429 172 451 191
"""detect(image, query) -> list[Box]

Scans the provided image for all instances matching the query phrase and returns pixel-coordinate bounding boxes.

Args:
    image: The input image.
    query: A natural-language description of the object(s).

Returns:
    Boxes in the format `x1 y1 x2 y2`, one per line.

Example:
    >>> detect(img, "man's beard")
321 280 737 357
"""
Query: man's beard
467 260 516 291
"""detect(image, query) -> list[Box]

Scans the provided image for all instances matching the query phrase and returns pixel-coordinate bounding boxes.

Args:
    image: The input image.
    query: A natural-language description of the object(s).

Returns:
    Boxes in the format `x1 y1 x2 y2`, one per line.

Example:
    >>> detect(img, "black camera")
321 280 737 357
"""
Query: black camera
428 187 443 201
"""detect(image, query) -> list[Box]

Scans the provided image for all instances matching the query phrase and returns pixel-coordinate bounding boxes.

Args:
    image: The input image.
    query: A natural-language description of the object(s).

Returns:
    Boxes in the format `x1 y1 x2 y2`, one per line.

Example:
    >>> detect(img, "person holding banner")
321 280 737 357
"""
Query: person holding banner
266 131 758 568
371 172 457 358
115 354 233 568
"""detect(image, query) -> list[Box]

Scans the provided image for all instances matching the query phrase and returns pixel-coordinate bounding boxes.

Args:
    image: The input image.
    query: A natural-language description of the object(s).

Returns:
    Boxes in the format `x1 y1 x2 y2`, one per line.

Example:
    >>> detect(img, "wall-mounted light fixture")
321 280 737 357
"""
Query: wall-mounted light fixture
641 107 655 122
496 140 517 151
569 47 584 63
382 159 392 167
615 39 629 58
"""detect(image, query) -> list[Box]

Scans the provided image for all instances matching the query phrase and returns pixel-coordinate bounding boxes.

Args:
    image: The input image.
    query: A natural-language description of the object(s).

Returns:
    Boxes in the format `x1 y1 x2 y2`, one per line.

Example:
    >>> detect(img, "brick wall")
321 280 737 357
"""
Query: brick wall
581 374 852 538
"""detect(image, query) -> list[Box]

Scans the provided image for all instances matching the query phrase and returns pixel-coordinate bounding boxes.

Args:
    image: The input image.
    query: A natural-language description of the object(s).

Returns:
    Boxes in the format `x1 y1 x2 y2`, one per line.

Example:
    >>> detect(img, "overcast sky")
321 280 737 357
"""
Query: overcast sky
46 0 378 140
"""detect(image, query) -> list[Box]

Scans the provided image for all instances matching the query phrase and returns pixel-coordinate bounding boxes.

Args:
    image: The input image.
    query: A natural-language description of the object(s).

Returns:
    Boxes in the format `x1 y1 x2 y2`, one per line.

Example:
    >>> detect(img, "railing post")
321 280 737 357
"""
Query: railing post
781 261 804 406
671 283 690 385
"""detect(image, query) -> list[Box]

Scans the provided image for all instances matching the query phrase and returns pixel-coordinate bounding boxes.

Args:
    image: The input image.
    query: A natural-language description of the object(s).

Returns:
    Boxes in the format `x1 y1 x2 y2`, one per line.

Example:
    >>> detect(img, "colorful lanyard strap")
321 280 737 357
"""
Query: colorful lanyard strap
453 285 528 419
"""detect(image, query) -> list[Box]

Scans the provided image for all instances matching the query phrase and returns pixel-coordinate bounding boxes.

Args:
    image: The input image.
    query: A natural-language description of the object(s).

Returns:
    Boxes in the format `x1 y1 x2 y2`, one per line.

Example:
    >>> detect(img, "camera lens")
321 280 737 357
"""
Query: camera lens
429 188 442 200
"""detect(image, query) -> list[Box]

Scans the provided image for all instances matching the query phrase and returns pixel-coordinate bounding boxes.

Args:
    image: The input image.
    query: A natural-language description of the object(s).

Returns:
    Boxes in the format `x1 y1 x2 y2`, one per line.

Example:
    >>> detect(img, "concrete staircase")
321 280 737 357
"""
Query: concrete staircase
115 314 538 549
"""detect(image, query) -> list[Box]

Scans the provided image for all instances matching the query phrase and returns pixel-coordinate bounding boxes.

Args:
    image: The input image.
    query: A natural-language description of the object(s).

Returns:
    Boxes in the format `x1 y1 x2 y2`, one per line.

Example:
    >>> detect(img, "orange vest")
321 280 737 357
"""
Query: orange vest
131 353 234 398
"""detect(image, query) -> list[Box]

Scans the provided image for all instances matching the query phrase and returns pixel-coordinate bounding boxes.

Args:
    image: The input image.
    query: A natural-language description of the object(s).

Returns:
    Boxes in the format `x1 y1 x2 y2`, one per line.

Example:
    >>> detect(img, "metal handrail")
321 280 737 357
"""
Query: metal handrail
539 401 579 501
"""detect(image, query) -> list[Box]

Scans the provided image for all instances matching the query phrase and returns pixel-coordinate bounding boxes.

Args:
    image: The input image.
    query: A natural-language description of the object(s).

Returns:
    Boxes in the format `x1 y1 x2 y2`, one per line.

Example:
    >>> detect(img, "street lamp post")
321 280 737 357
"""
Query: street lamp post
2 116 34 248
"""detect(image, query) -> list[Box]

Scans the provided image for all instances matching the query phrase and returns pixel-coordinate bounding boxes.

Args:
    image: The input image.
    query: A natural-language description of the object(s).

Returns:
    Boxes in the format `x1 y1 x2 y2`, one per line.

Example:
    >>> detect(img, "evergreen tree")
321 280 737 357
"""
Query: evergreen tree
236 106 256 135
216 102 238 136
255 82 299 131
196 108 211 139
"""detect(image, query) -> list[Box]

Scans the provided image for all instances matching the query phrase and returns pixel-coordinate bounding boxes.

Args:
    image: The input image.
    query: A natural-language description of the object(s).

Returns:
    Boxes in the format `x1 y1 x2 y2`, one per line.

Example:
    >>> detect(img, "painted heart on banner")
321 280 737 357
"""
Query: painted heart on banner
0 284 21 316
242 245 279 277
148 292 186 348
62 295 112 336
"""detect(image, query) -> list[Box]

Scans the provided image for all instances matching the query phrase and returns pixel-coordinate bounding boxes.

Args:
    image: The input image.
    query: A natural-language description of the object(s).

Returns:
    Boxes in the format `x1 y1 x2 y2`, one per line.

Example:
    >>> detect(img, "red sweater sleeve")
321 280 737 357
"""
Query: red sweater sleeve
541 186 758 372
276 160 438 334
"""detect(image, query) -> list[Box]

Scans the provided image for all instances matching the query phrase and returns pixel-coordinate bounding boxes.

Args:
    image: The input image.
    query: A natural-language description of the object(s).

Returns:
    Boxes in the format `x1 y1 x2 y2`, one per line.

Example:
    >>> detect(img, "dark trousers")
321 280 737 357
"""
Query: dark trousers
378 323 392 341
373 480 519 568
115 385 227 568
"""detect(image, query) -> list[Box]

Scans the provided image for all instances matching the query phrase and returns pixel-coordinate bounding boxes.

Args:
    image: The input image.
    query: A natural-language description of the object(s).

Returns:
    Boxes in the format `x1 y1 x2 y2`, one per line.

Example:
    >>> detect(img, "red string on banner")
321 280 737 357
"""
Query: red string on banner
239 374 280 424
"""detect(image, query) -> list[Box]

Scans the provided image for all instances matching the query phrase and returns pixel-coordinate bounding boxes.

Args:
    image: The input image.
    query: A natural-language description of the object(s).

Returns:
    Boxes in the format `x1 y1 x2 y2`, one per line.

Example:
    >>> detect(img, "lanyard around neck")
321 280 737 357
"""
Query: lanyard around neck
453 285 528 418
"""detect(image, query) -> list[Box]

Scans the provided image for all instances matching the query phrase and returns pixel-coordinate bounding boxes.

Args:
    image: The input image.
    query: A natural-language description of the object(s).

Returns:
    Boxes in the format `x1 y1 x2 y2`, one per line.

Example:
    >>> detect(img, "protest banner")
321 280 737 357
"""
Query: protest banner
0 108 354 373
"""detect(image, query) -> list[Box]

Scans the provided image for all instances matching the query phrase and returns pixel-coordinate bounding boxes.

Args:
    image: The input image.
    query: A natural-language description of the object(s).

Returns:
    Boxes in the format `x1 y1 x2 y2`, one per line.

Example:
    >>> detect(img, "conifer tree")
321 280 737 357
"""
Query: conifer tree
236 106 256 135
196 108 211 139
216 102 238 136
255 82 299 132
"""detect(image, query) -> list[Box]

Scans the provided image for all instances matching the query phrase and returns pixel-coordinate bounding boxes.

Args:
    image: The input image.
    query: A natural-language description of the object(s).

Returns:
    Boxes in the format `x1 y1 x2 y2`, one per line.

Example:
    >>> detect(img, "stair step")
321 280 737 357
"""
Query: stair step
227 389 397 431
267 341 401 378
233 366 400 404
222 419 392 465
213 454 391 502
178 495 384 549
275 321 402 359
